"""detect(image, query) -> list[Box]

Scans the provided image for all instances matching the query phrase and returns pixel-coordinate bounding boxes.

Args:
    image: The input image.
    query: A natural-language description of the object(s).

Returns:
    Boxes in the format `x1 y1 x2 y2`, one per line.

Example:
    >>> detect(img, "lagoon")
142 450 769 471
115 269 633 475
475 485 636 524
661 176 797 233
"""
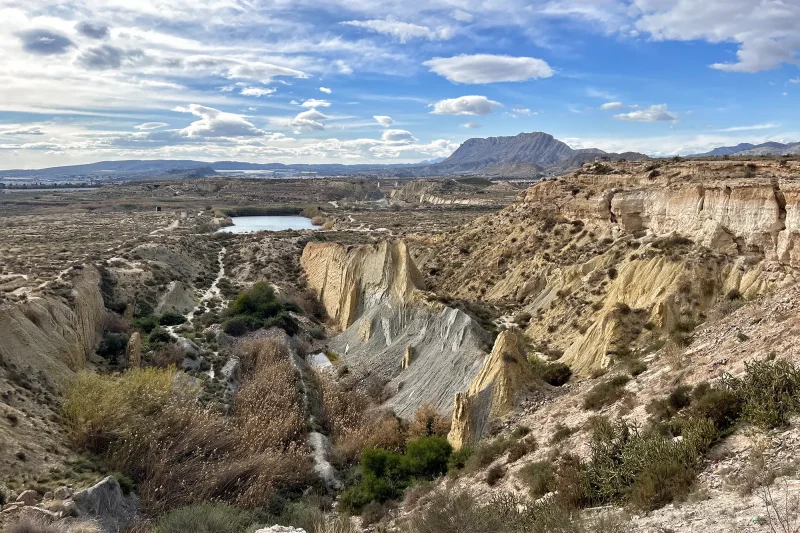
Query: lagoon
218 215 317 233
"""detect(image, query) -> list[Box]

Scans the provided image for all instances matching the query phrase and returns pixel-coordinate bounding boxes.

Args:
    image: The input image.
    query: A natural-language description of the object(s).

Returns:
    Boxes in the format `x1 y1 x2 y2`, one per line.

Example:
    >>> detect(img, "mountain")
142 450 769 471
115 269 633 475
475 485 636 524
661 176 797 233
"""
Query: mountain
691 141 800 157
430 132 648 175
0 132 648 181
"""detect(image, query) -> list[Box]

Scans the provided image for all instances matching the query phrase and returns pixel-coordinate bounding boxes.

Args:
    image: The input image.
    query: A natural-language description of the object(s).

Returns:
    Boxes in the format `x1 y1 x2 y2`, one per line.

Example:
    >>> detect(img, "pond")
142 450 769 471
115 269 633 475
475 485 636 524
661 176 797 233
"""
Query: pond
217 215 318 233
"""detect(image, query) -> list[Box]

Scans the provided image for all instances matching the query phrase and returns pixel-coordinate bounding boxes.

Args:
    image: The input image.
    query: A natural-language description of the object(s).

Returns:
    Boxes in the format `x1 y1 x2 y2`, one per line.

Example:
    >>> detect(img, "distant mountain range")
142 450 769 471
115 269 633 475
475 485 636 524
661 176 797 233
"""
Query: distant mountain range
691 141 800 157
0 132 647 181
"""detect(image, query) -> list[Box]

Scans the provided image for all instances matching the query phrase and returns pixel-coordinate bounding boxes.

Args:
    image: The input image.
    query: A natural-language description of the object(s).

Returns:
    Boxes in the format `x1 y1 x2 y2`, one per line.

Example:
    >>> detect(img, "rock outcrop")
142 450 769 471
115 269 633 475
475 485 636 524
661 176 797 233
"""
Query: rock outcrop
302 240 490 416
125 332 142 368
153 280 196 315
0 267 105 387
448 330 537 450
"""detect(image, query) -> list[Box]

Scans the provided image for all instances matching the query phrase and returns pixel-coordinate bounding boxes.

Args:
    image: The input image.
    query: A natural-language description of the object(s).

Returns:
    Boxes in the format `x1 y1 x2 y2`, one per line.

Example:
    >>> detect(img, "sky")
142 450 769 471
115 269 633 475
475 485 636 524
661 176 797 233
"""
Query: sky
0 0 799 169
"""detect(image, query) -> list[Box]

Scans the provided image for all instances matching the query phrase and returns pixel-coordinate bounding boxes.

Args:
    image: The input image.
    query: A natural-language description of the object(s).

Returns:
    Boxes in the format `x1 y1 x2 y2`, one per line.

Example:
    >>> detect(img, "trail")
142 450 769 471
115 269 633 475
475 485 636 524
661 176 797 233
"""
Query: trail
289 347 342 491
164 246 228 380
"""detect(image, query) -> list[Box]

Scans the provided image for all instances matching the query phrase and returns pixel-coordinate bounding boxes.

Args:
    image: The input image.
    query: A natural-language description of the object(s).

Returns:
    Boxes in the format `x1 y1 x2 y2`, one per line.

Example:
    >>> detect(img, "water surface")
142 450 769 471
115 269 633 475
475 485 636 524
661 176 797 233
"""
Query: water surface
218 215 317 233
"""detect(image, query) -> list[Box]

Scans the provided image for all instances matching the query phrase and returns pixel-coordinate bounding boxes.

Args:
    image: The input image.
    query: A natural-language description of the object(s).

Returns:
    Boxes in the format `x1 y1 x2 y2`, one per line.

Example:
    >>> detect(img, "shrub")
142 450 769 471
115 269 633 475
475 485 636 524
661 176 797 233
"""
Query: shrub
222 316 252 336
405 489 583 533
148 328 172 345
264 312 299 336
447 446 473 473
539 362 572 386
582 375 630 410
97 332 129 364
732 359 800 429
158 312 186 326
507 437 537 463
486 464 505 486
340 437 452 513
154 503 253 533
550 424 573 444
462 438 513 474
131 315 157 334
689 386 742 433
408 404 450 439
519 461 556 498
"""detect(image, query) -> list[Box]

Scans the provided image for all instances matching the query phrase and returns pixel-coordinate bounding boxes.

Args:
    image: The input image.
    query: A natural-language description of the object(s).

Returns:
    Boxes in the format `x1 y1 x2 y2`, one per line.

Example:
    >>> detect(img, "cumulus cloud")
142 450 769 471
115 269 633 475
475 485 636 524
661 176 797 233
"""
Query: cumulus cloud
77 45 144 70
174 104 263 137
461 122 481 128
18 29 74 55
633 0 800 73
431 95 502 116
600 101 623 110
613 104 677 122
75 21 109 39
342 17 454 43
301 99 331 108
381 129 416 143
319 87 332 94
451 10 474 22
423 54 553 84
241 87 276 97
373 115 393 127
291 108 329 132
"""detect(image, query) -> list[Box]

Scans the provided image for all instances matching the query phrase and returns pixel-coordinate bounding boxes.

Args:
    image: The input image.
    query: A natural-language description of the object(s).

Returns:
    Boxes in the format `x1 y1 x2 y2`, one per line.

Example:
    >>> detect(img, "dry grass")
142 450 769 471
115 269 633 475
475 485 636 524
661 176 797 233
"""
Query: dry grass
62 339 315 513
5 515 101 533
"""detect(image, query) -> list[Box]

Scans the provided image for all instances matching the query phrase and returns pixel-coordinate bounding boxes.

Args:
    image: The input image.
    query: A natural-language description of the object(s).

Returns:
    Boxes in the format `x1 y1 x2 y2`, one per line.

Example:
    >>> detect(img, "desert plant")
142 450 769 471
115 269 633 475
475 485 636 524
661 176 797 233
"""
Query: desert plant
159 311 186 326
518 461 556 498
154 503 253 533
582 375 630 410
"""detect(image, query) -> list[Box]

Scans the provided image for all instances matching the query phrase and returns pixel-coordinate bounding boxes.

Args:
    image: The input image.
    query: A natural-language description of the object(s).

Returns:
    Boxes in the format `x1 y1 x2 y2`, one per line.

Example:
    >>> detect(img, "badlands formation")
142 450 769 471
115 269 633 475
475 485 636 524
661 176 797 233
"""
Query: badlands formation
3 159 800 532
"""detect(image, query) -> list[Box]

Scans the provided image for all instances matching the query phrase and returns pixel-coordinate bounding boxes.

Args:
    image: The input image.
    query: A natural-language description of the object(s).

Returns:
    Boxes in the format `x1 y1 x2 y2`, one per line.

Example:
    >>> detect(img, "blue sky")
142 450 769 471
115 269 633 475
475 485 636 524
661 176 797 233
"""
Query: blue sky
0 0 798 168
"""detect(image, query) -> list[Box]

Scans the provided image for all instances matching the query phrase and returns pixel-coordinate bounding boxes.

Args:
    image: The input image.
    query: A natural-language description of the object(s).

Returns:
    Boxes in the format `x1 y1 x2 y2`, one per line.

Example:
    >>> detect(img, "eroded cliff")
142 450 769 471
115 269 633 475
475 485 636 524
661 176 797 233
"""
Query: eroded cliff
302 240 490 416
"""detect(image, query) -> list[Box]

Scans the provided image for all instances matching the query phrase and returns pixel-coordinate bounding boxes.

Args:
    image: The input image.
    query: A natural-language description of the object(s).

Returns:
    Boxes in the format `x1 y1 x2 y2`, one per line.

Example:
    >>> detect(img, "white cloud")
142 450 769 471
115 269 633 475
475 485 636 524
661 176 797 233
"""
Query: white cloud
342 17 454 43
613 104 677 122
174 104 263 137
451 10 474 22
134 122 168 130
224 62 307 83
715 123 779 132
600 101 623 110
633 0 800 73
423 54 554 84
586 88 617 100
791 79 800 84
0 126 45 135
430 95 502 116
290 108 329 132
319 87 332 94
461 122 481 128
381 129 416 143
240 87 276 97
512 105 533 115
301 99 331 108
373 115 393 127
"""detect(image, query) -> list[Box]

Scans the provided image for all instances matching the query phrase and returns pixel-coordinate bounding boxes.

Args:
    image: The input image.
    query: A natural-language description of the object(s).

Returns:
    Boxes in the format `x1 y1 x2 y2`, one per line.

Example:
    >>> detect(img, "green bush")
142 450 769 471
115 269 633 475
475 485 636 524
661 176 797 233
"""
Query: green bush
131 315 158 333
447 446 473 473
154 503 253 533
540 362 572 386
264 312 299 336
582 375 630 410
340 437 452 513
148 328 172 346
223 282 302 336
733 359 800 429
110 472 136 495
97 332 129 364
222 316 253 337
159 311 186 326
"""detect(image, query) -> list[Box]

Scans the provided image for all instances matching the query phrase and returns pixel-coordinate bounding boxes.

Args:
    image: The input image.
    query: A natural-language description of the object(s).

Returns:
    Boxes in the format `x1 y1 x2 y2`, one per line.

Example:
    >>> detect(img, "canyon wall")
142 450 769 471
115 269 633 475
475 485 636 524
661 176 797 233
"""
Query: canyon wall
302 240 490 416
0 267 105 388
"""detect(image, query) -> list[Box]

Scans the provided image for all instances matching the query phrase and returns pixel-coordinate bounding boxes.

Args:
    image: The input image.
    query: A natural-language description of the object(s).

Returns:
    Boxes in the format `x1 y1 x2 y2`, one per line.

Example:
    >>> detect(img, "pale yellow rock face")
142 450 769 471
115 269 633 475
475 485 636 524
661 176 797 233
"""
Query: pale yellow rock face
126 331 142 368
301 240 424 330
0 268 105 388
448 330 535 450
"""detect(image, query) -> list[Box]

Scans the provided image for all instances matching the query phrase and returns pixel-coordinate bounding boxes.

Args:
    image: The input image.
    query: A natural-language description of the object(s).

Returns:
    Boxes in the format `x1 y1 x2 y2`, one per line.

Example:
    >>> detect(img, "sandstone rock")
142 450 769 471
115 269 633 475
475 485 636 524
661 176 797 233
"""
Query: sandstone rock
0 267 105 389
71 476 137 531
16 490 39 506
302 240 491 416
254 526 306 533
54 486 73 501
449 330 537 450
125 332 142 368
